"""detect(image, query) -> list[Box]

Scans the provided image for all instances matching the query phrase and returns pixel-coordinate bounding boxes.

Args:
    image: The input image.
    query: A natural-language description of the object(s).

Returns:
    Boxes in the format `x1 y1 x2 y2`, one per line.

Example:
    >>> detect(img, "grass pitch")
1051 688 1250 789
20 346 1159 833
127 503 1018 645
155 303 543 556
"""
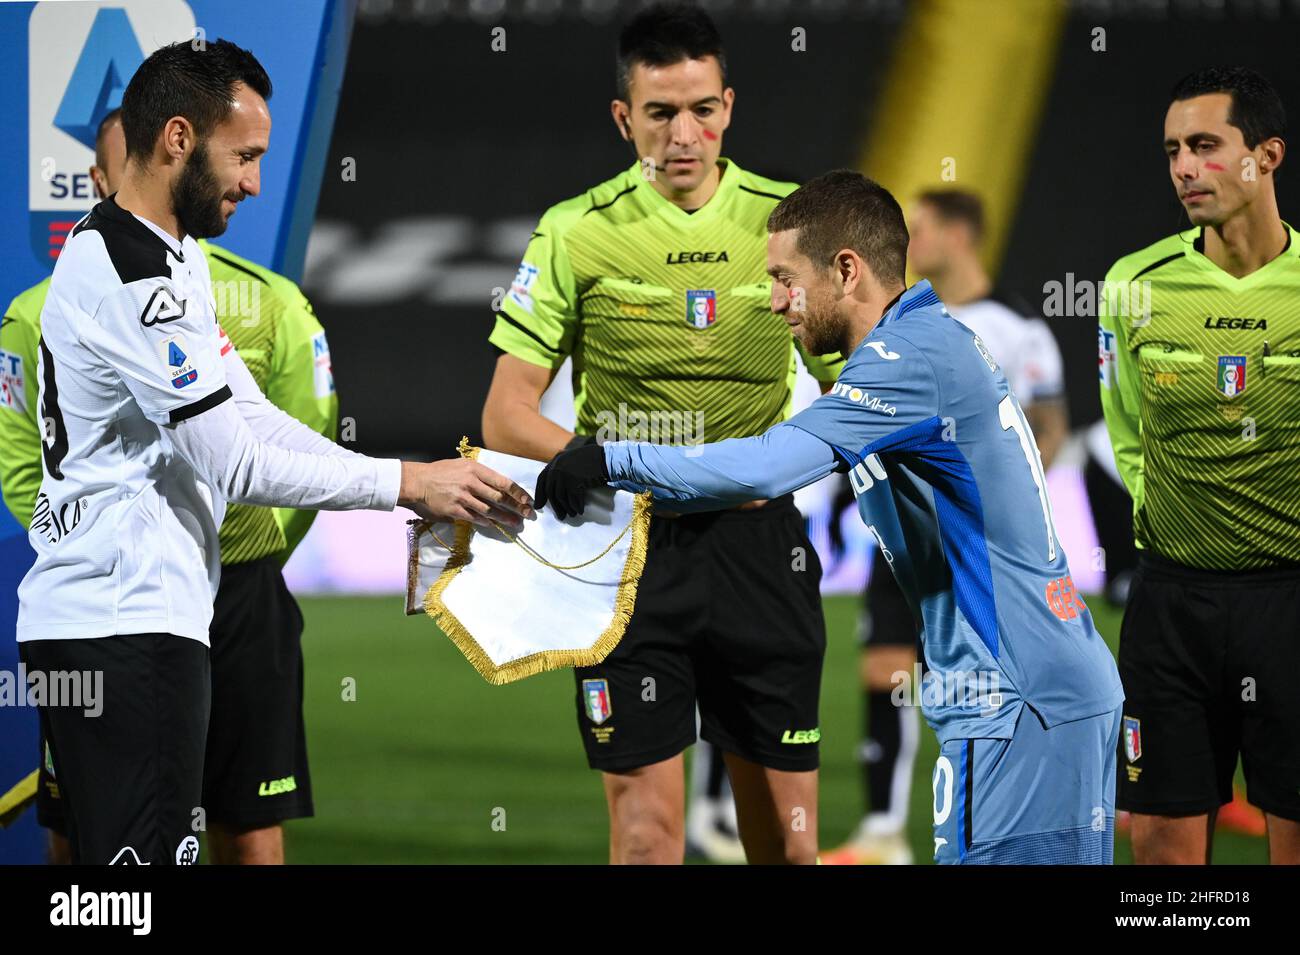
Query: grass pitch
284 594 1266 864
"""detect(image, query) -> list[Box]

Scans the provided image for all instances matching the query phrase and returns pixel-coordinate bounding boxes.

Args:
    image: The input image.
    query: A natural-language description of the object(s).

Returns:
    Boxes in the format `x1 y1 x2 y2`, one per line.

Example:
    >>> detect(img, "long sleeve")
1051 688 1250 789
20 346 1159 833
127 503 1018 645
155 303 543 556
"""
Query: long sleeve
604 423 839 512
264 292 340 555
1097 263 1144 504
166 394 401 512
223 330 358 459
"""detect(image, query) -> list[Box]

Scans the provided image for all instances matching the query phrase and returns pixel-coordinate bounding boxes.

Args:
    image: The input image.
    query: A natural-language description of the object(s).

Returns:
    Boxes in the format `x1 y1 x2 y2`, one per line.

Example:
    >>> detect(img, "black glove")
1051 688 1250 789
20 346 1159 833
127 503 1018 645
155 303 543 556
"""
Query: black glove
534 443 610 520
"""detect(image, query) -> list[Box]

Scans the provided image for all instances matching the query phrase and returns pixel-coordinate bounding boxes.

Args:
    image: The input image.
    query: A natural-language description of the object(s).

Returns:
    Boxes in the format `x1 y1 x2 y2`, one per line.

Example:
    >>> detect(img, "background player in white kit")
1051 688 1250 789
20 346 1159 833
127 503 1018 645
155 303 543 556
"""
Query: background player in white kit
824 188 1068 865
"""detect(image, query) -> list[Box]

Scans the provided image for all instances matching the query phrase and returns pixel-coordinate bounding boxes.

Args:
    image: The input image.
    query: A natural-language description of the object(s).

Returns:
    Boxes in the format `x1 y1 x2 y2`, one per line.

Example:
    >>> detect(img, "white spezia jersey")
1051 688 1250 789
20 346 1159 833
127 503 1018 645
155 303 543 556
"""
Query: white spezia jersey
946 293 1064 406
16 196 397 645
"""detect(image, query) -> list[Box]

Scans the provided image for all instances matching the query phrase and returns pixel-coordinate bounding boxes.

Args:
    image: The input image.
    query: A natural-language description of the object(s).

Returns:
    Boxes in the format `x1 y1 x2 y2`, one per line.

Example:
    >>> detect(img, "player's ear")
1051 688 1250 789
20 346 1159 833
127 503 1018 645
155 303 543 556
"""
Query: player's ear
837 249 860 295
88 165 107 201
162 116 195 162
1259 136 1284 175
610 101 632 141
720 87 735 131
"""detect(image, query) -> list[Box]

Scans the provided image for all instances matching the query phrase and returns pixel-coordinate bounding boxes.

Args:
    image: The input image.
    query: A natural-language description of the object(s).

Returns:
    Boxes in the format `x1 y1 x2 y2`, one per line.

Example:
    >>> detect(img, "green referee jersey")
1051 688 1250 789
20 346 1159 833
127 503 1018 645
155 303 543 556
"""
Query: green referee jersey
1099 224 1300 570
0 241 337 565
489 158 844 444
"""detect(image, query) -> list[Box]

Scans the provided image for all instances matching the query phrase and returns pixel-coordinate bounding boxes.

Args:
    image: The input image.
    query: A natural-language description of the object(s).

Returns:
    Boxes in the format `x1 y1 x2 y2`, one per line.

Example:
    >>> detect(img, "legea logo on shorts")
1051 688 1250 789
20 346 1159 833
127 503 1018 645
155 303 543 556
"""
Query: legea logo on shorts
27 1 195 267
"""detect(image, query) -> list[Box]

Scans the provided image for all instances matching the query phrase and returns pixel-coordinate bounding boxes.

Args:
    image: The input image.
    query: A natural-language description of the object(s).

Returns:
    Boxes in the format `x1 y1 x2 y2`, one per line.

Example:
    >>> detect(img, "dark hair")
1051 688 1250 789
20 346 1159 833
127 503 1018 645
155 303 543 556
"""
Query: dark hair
768 170 909 286
120 39 272 162
616 2 725 101
1170 66 1286 148
916 188 985 242
93 108 123 171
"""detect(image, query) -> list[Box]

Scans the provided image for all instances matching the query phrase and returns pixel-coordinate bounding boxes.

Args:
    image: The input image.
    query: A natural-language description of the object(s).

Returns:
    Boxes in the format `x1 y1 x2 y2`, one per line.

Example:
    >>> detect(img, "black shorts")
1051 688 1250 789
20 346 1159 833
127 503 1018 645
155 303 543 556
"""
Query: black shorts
573 495 826 773
1117 552 1300 821
202 555 313 827
22 633 210 865
37 556 312 835
858 549 920 649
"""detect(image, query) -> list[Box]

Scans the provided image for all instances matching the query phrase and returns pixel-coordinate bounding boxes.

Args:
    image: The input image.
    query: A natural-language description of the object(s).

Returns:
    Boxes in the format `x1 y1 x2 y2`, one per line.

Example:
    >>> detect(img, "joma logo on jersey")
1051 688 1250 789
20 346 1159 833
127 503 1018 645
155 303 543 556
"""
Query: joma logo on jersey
1204 316 1267 330
830 382 896 416
666 250 729 264
258 775 297 797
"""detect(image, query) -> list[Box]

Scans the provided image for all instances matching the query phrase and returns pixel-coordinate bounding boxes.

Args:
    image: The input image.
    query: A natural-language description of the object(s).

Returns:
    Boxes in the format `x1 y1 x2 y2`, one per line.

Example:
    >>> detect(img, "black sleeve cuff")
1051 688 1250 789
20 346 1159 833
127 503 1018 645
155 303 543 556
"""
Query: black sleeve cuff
169 384 233 424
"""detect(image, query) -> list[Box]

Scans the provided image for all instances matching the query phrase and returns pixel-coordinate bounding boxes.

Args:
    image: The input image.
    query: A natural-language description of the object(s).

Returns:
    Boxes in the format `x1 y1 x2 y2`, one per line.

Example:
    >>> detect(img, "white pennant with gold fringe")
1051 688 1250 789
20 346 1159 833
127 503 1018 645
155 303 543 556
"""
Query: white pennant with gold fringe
405 440 652 685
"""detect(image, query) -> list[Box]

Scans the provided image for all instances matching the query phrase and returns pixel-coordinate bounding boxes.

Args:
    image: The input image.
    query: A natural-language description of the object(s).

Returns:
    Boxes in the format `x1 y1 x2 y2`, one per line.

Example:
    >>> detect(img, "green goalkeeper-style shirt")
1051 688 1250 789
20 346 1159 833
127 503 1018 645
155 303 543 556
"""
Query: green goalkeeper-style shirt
0 240 337 565
1098 224 1300 571
489 158 844 445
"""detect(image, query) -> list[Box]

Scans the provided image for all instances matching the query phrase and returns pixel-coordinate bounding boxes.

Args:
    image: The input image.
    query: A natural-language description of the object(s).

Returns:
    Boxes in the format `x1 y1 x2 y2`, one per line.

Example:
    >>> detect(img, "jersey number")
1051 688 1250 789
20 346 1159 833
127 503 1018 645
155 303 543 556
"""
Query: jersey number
38 339 68 480
998 394 1057 563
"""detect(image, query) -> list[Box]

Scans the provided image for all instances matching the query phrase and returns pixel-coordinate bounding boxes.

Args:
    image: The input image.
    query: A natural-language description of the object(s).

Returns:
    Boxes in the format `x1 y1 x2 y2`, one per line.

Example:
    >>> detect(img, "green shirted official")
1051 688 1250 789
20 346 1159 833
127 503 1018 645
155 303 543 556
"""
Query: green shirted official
1099 225 1300 572
199 241 338 560
481 5 839 866
490 157 842 441
1100 67 1300 863
1 240 336 561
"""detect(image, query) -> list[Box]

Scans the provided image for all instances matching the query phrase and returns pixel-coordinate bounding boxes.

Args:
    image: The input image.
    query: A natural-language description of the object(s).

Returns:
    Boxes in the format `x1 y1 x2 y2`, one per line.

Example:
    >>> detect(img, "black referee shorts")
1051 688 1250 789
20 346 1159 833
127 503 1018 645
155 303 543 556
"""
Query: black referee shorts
858 548 920 650
572 495 827 774
202 555 313 828
38 556 313 839
22 633 209 865
1117 552 1300 822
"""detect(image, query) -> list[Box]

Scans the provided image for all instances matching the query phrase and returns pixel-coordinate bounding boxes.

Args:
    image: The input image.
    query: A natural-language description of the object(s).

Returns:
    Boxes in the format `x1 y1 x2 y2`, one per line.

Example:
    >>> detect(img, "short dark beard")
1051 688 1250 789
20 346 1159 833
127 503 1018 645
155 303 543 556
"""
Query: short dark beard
799 300 848 358
171 140 228 239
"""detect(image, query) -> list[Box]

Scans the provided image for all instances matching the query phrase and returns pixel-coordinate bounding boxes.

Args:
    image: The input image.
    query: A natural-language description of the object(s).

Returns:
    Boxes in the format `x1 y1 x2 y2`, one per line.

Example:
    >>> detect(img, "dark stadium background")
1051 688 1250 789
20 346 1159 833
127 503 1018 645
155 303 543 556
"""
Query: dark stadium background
309 0 1300 460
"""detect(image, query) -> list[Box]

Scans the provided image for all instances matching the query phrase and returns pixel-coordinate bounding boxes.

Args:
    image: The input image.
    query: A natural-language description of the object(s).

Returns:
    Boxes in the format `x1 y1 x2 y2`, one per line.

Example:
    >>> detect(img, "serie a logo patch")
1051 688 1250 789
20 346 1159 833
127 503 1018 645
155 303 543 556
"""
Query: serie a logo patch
157 335 198 389
686 288 716 329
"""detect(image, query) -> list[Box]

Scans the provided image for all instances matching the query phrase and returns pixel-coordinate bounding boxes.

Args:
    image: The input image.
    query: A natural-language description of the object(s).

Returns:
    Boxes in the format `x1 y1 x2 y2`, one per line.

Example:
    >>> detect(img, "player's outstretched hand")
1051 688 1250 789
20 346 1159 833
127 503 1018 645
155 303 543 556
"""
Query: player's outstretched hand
534 443 611 520
399 458 535 529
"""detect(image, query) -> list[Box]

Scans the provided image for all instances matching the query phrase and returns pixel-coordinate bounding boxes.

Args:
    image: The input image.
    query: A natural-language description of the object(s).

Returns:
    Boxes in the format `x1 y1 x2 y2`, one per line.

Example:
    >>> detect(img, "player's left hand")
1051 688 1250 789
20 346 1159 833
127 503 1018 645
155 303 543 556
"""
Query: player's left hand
534 443 610 520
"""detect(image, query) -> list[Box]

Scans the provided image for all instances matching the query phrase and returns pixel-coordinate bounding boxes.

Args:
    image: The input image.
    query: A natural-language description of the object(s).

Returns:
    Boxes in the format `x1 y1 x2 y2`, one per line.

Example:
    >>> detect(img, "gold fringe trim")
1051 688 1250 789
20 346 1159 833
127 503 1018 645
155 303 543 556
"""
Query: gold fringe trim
420 442 653 685
404 439 480 614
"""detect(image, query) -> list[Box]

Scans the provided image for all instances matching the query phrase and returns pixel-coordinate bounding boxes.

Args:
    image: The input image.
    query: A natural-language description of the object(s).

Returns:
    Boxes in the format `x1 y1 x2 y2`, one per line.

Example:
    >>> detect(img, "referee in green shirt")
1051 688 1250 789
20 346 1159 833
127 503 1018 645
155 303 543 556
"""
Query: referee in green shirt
482 4 841 864
1099 67 1300 864
0 109 334 864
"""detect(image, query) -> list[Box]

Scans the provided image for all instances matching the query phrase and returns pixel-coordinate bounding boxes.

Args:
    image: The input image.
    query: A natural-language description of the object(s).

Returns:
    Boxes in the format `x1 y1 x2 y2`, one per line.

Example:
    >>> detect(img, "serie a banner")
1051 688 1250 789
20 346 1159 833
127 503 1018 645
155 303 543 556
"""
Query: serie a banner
0 0 354 861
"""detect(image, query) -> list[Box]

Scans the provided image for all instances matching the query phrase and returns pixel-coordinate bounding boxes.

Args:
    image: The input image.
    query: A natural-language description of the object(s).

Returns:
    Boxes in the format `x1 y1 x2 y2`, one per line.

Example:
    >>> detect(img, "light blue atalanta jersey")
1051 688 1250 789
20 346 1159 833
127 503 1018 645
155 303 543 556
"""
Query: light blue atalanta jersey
785 281 1122 743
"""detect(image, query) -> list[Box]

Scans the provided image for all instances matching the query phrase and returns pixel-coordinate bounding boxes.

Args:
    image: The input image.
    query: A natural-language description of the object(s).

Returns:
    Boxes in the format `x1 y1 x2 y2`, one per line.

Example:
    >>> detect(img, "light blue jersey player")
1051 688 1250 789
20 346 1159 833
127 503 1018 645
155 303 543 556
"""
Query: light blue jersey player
535 171 1124 865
